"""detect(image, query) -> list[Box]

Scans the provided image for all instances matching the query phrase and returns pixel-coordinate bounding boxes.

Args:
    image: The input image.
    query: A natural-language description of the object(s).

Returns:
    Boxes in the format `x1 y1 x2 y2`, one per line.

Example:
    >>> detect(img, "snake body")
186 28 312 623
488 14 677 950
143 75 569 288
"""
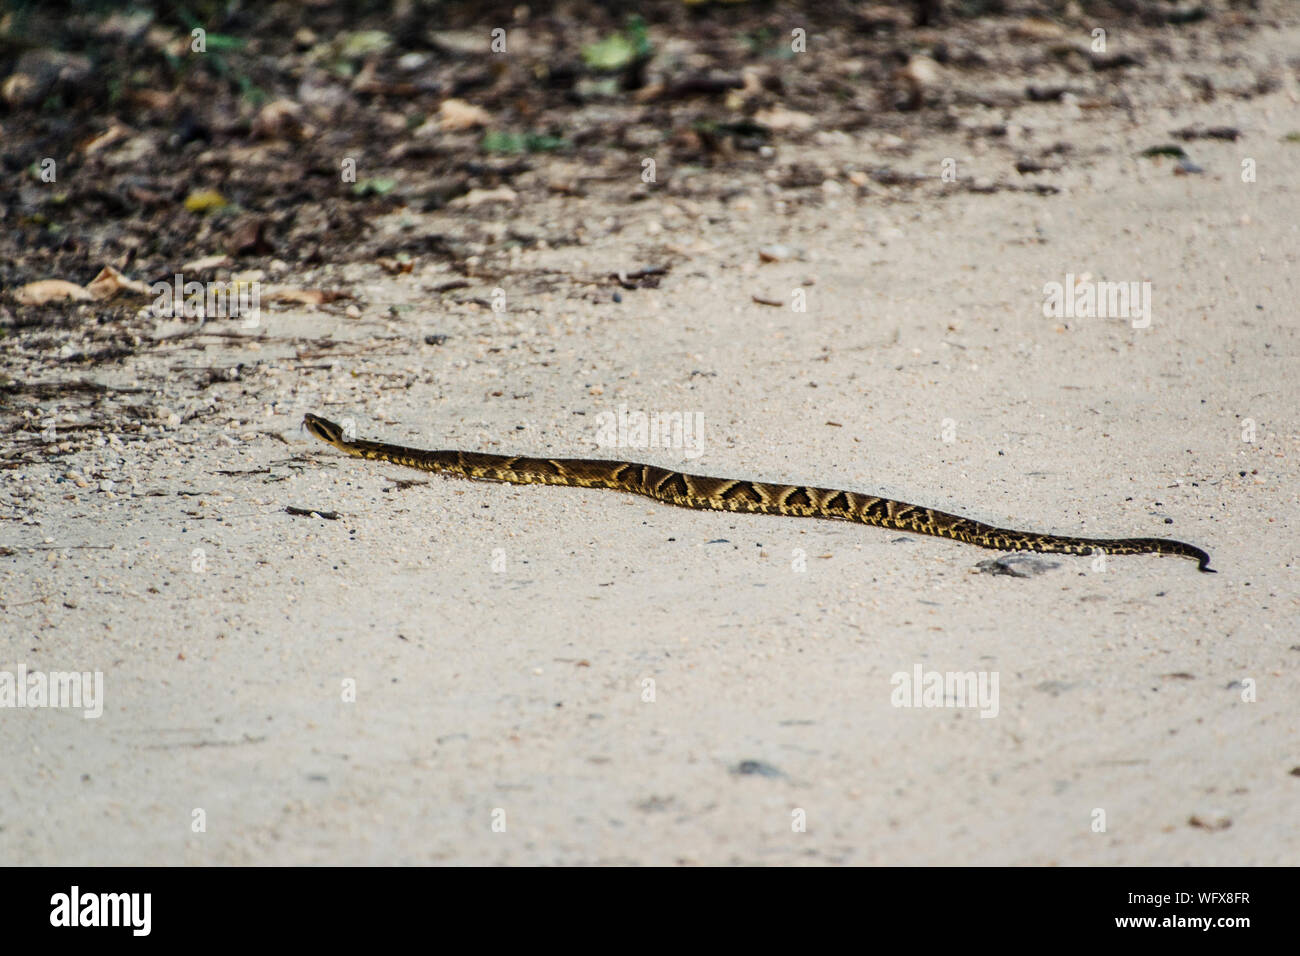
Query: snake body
303 413 1213 572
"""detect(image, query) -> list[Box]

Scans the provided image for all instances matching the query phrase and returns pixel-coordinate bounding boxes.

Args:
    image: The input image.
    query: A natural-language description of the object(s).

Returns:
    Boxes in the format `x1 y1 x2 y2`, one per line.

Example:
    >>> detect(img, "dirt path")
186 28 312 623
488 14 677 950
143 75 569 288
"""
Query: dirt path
2 14 1298 865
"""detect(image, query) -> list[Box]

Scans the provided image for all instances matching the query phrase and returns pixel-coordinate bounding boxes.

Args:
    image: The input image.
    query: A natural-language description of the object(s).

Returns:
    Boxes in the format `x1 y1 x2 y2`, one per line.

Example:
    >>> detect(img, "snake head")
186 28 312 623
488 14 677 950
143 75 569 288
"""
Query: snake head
303 413 346 447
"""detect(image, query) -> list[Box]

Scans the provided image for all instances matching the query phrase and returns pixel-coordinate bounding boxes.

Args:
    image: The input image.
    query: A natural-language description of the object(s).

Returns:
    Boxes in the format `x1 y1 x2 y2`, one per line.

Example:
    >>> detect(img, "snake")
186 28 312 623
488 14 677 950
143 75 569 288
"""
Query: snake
302 413 1214 572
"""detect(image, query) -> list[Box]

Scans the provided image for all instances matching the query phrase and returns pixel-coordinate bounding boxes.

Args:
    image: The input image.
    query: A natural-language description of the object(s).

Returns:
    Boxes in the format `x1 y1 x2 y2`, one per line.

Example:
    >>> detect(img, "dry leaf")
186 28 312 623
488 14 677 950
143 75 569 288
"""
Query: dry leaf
452 186 517 207
262 287 351 305
85 265 151 300
81 122 134 156
894 56 942 110
128 88 175 111
263 288 326 305
1010 18 1066 42
184 190 229 213
754 106 815 132
437 98 492 131
227 218 273 255
14 279 94 306
181 254 233 273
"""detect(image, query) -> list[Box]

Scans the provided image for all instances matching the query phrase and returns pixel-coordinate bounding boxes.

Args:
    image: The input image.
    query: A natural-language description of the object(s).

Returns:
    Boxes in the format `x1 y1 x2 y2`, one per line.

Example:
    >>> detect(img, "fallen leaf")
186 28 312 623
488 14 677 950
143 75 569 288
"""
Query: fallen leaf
81 122 134 156
128 88 175 111
14 279 93 306
227 218 274 255
1010 18 1066 41
181 254 233 273
184 189 229 213
583 32 636 71
263 288 327 305
262 287 351 305
85 265 151 300
894 55 942 110
351 178 397 197
754 106 815 132
437 98 492 131
452 186 517 207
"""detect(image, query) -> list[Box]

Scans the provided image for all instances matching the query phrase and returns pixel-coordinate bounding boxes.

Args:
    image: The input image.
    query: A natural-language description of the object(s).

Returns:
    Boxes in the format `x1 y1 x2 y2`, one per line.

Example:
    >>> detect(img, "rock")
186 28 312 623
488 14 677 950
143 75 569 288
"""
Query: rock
758 244 796 262
893 55 942 111
731 760 784 778
252 99 314 141
1 50 93 108
974 555 1061 577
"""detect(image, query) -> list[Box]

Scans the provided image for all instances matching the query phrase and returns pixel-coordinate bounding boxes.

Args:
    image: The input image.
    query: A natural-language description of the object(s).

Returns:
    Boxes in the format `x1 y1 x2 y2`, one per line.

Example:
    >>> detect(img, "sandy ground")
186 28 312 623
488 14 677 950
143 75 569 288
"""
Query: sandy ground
3 23 1299 866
